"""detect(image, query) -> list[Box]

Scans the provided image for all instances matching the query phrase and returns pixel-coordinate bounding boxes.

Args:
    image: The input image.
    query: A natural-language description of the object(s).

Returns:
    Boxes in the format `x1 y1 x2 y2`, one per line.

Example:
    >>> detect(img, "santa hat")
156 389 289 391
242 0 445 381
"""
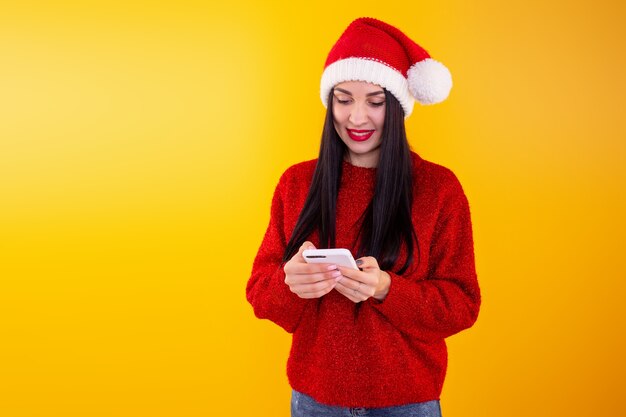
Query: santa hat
320 17 452 117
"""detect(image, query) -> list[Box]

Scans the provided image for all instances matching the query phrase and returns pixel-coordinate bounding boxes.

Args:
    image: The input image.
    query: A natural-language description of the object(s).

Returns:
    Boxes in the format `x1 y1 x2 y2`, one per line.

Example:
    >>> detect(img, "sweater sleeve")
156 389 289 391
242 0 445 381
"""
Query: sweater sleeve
370 178 481 342
246 173 310 334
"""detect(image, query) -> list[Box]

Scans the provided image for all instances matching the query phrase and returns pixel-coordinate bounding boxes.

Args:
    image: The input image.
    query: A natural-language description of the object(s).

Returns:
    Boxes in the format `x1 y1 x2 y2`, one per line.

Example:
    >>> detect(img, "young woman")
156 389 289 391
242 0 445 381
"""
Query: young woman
246 17 481 417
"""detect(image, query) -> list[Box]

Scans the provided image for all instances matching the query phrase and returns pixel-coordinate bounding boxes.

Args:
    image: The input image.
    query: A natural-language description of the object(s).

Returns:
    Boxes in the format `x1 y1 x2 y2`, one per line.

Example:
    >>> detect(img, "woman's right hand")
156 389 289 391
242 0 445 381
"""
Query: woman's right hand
283 242 342 299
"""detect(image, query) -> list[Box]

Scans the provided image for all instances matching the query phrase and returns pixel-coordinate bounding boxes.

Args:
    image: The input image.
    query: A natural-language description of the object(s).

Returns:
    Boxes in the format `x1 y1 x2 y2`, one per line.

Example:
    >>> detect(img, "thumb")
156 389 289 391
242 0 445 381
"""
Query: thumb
356 256 379 270
297 241 316 259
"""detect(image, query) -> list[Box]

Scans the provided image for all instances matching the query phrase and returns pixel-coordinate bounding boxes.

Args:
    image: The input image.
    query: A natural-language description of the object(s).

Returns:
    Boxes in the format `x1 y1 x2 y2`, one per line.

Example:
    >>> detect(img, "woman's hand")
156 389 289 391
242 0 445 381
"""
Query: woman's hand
335 256 391 303
283 242 343 299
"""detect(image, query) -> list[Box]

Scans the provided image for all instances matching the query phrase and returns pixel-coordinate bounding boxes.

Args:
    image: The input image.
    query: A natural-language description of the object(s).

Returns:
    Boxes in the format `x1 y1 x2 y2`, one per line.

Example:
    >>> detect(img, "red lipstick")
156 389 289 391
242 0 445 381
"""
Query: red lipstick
347 129 375 142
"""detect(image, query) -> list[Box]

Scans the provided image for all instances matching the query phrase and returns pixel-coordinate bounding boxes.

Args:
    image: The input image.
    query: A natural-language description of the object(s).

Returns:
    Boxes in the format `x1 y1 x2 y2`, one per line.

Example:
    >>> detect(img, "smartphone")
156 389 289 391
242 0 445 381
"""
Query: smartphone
302 248 358 270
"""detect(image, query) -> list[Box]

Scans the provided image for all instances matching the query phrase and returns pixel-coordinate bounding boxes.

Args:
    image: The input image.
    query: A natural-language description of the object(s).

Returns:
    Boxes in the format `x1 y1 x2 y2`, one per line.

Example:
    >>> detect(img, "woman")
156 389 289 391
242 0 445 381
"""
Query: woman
246 17 480 417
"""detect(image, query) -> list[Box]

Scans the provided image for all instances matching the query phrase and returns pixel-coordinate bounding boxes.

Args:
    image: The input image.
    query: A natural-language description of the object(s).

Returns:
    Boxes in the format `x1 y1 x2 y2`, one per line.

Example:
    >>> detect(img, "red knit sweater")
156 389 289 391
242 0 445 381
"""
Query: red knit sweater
246 152 480 408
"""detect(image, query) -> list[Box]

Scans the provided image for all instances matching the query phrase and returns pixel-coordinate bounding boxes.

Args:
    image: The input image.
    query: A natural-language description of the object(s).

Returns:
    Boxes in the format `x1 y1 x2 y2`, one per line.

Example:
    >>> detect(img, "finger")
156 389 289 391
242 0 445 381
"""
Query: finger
335 278 368 294
337 266 376 287
286 272 341 287
289 279 337 297
296 241 316 260
285 264 342 281
355 256 380 270
334 274 360 288
335 279 375 299
334 283 367 303
337 266 365 280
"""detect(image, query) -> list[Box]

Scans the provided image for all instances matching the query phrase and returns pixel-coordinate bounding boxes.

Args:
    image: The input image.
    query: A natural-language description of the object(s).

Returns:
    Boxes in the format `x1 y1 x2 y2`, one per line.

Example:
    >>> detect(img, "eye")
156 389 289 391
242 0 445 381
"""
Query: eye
369 101 385 107
333 96 352 105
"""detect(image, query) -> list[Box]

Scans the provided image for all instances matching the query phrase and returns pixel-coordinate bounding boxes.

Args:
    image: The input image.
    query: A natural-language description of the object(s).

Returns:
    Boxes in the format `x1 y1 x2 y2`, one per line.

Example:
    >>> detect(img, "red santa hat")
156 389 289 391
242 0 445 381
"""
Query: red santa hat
321 17 452 117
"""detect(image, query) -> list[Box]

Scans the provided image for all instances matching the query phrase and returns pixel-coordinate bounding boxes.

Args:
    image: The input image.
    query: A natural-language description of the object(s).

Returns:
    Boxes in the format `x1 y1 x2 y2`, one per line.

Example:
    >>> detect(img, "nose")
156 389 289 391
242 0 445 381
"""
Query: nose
348 102 368 126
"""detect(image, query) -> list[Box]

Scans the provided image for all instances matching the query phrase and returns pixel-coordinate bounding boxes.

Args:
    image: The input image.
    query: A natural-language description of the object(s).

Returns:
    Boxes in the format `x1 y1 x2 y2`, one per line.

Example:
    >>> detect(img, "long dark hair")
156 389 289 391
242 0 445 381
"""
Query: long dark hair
283 88 418 274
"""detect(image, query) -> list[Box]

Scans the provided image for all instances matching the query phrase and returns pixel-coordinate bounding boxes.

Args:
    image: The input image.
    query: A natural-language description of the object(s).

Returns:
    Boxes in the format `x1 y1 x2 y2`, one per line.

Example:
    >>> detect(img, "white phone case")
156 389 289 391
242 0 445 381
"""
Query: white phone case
302 248 358 270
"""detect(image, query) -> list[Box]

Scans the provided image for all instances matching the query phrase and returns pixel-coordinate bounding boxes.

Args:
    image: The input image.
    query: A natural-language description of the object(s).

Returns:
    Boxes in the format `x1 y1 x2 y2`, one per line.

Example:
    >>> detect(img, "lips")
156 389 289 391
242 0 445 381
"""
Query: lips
347 129 375 142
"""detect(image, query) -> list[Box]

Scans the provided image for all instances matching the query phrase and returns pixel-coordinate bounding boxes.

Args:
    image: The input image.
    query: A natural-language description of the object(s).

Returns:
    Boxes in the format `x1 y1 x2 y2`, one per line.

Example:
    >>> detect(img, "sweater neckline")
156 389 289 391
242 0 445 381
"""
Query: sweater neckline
342 159 377 173
340 152 422 174
341 159 377 187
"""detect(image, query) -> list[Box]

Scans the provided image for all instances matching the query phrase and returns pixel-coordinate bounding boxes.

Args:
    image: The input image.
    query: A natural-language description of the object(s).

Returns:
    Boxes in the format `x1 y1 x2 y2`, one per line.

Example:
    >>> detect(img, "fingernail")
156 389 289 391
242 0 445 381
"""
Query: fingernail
327 265 338 271
356 259 363 266
331 270 342 278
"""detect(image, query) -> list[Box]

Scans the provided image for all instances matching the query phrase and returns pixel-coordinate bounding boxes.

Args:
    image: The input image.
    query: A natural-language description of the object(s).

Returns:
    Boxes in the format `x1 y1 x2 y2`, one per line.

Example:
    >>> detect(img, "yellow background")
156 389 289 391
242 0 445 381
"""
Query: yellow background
1 1 625 416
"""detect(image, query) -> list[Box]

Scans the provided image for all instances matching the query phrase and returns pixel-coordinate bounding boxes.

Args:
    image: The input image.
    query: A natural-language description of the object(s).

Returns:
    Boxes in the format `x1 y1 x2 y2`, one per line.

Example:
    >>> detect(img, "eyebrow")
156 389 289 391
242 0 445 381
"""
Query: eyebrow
334 87 385 97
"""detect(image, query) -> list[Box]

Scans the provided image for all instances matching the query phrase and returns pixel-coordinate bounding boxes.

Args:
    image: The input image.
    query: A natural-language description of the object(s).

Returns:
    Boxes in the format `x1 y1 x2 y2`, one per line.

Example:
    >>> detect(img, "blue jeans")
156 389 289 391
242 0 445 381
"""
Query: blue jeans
291 390 442 417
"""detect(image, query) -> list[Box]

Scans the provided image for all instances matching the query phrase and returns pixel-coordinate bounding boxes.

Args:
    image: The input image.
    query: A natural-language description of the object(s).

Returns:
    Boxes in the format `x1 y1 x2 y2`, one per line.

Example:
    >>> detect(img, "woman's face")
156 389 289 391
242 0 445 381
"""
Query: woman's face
332 81 386 168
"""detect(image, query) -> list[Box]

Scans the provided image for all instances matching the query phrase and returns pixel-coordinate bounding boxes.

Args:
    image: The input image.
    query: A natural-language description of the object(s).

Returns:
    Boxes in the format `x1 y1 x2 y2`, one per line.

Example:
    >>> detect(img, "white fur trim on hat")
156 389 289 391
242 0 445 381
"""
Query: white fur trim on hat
320 57 415 117
407 58 452 105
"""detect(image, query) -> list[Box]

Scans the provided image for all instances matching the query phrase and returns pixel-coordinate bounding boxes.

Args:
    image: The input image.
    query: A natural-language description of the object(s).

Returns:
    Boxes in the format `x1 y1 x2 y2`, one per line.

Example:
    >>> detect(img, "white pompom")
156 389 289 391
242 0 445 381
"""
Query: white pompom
407 58 452 105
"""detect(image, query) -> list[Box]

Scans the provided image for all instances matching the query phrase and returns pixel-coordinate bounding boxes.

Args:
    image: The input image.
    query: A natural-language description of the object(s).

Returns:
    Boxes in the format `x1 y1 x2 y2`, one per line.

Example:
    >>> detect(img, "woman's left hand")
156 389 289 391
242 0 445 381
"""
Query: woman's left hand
336 256 391 303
